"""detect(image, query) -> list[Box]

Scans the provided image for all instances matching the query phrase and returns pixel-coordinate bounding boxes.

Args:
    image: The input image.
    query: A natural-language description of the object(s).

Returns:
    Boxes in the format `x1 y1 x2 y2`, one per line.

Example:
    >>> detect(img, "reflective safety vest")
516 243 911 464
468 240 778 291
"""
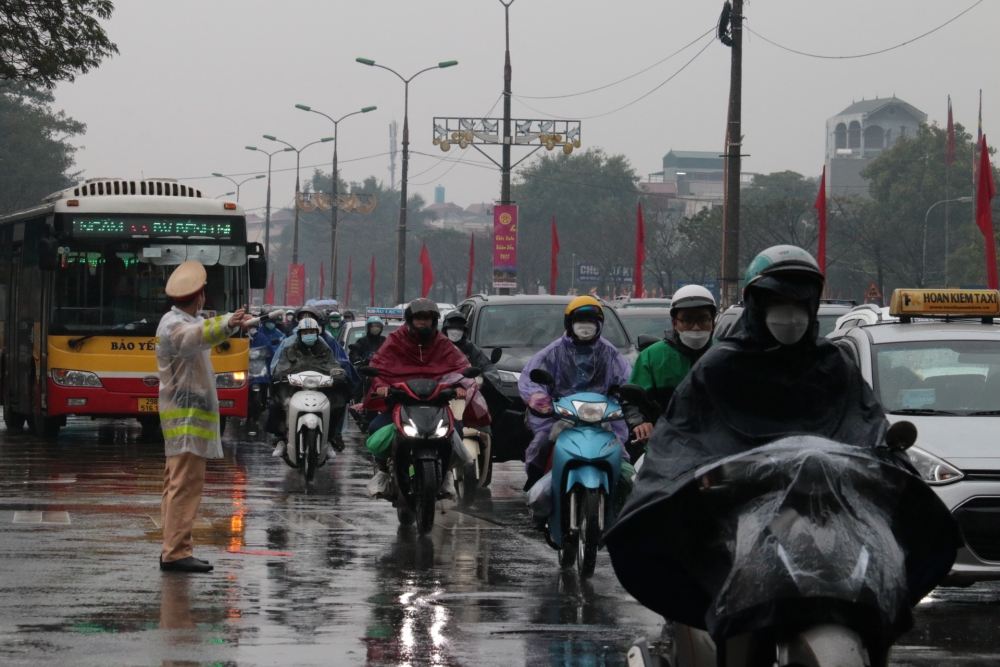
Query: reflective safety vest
155 307 235 458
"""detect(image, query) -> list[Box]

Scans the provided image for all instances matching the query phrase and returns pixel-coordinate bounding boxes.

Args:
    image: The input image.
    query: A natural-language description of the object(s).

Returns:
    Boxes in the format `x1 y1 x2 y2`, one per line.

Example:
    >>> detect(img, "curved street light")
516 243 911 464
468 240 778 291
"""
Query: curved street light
262 135 334 264
295 104 377 300
210 172 265 202
922 196 974 287
214 191 236 199
356 57 458 303
245 145 295 260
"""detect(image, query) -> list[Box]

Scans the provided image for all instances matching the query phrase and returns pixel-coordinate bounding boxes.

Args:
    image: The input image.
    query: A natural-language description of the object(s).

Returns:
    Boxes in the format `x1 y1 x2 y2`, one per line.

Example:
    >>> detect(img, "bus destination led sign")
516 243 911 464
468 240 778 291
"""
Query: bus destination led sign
71 218 233 239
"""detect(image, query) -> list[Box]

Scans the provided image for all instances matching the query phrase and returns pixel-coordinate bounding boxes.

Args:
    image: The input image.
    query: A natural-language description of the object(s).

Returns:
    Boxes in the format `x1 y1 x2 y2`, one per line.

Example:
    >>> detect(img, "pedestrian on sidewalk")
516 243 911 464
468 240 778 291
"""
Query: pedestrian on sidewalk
156 260 248 573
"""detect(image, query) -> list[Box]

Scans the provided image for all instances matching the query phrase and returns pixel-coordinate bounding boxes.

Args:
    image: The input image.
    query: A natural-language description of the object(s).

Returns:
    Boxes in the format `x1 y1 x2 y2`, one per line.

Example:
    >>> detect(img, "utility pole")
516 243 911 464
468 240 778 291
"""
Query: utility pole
500 0 513 206
388 121 398 190
720 0 743 309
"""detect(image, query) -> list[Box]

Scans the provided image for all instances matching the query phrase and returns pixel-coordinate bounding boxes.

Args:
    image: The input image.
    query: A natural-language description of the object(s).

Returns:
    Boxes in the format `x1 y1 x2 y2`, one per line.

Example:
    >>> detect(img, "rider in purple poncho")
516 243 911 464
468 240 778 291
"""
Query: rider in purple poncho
518 296 633 489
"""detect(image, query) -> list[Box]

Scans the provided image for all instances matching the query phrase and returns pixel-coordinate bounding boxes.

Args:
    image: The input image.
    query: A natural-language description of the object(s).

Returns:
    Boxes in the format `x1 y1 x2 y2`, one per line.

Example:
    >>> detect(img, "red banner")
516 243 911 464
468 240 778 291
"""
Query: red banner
466 233 475 299
419 243 434 298
287 264 306 306
493 205 517 289
264 271 275 304
976 135 997 289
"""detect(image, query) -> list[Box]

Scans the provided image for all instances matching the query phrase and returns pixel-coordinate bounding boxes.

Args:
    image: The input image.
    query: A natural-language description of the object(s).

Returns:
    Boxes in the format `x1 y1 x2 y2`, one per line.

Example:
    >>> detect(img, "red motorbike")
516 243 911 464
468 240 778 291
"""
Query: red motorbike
359 366 481 533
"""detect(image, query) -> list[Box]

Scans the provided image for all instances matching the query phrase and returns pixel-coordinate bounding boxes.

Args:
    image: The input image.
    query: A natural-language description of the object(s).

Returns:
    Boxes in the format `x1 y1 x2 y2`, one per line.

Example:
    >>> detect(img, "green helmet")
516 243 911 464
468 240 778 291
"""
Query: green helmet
743 245 823 297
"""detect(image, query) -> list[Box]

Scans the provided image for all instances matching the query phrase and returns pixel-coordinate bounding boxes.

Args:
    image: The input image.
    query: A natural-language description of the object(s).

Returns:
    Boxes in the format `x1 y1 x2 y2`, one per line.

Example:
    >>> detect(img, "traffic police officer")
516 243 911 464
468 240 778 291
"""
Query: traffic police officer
157 260 247 573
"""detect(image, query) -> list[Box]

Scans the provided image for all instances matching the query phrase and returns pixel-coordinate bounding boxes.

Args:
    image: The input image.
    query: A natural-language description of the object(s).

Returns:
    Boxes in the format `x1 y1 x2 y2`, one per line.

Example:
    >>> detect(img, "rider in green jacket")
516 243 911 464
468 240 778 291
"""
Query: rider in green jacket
629 285 717 442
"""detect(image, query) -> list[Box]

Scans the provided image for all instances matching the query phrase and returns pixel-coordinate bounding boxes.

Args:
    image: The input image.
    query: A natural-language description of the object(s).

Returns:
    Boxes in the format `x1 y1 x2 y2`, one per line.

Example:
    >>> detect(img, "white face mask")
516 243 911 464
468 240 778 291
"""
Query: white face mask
765 303 811 345
572 322 598 341
446 329 464 342
679 330 711 350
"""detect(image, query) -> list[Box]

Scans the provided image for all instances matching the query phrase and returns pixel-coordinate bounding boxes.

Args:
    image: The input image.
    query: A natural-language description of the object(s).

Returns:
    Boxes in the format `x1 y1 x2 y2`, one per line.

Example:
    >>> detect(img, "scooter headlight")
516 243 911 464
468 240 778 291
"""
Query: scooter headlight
572 401 608 423
302 375 320 389
433 420 449 438
402 420 420 438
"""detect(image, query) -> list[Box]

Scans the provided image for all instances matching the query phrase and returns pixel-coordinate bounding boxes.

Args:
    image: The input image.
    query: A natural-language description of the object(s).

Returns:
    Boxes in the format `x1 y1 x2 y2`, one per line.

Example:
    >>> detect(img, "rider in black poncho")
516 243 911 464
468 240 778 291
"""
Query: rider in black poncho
606 245 960 651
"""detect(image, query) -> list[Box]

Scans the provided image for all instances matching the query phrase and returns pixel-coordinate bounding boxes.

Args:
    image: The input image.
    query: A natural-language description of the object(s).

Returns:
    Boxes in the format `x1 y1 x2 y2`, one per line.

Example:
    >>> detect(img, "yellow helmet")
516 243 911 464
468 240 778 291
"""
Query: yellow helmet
565 295 604 333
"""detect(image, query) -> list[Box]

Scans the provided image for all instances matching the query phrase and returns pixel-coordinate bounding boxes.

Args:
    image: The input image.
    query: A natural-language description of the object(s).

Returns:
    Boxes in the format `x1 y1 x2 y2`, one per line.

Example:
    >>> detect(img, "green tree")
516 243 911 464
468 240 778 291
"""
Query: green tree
0 83 84 215
511 148 640 294
1 0 117 87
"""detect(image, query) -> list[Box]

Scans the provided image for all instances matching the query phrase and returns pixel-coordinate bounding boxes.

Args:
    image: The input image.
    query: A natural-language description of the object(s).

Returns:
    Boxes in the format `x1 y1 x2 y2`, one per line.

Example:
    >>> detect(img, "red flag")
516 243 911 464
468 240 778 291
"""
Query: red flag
264 271 275 304
369 254 376 307
946 96 956 165
815 166 827 275
976 135 997 289
466 233 475 299
345 256 353 308
550 217 560 295
635 203 645 298
319 262 326 299
419 243 434 298
287 264 306 306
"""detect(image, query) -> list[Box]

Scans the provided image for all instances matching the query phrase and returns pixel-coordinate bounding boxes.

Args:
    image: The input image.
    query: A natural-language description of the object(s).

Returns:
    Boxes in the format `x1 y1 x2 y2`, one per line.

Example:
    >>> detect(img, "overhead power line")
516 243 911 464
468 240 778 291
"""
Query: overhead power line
517 25 716 100
177 151 392 181
747 0 984 60
513 36 715 120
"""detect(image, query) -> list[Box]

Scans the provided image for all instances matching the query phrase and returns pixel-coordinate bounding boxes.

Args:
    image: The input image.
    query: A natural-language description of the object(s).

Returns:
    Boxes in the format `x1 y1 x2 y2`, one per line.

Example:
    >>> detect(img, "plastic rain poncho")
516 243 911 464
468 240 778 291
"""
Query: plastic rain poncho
518 334 633 481
271 324 360 391
156 307 237 458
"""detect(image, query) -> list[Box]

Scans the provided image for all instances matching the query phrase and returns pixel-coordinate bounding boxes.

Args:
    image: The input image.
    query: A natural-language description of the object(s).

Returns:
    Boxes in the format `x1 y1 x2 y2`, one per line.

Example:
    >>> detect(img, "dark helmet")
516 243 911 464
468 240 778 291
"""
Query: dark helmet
563 295 604 334
342 309 357 322
295 305 324 322
441 311 468 332
743 245 824 298
404 298 440 326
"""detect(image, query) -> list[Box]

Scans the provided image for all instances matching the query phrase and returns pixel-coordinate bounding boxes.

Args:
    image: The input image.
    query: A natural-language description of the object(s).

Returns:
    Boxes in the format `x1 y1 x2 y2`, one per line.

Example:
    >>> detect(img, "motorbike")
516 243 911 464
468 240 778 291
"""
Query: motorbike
620 421 962 667
527 368 624 579
452 347 504 507
274 368 351 482
348 343 378 432
245 310 287 426
358 365 481 534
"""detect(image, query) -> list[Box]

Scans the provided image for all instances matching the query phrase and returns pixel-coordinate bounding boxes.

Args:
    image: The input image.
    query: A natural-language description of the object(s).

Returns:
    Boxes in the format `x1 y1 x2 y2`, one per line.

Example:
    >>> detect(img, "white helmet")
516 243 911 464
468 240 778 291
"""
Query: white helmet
296 317 320 334
670 285 717 318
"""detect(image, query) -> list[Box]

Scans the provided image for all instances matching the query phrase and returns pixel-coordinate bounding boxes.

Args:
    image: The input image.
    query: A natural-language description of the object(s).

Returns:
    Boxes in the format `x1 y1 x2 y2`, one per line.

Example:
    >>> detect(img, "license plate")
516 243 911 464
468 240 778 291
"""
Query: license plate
137 397 158 413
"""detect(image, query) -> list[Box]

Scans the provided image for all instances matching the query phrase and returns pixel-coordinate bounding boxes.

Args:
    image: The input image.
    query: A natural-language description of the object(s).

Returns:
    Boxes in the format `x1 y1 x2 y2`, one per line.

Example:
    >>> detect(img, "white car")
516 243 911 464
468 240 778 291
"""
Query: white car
828 289 1000 585
832 304 898 331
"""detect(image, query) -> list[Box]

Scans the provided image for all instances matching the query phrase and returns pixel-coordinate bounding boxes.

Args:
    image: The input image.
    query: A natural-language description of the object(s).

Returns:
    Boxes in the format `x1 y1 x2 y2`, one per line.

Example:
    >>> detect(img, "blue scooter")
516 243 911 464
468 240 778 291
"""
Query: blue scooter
528 368 624 578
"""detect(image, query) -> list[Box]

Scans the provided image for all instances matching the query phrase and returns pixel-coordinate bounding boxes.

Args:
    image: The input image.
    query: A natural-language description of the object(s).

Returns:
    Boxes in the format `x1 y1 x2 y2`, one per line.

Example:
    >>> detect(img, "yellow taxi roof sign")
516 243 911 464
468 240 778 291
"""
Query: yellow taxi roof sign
889 289 1000 318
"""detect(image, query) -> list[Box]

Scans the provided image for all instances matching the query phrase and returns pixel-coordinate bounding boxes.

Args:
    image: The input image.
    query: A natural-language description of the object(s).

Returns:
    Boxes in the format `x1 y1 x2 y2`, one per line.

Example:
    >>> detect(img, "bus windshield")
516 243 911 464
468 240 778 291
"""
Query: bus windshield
49 241 248 335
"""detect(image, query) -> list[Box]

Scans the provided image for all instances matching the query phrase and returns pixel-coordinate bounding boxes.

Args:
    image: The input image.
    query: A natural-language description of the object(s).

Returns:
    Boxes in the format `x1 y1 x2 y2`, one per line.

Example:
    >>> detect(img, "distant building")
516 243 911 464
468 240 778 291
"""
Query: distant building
825 96 926 197
423 187 491 232
642 149 754 217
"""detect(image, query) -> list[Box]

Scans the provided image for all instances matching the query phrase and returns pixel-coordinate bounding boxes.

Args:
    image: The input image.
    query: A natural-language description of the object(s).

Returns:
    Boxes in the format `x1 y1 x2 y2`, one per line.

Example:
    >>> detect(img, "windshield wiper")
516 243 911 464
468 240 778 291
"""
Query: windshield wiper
889 408 958 416
68 320 153 349
969 410 1000 416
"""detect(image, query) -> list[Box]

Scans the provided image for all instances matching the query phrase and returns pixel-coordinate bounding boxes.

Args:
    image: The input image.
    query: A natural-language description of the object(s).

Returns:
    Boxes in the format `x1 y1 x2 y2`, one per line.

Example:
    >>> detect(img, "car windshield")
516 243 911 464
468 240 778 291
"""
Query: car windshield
345 322 401 345
817 314 842 337
618 312 670 338
873 340 1000 415
49 241 247 335
475 303 629 349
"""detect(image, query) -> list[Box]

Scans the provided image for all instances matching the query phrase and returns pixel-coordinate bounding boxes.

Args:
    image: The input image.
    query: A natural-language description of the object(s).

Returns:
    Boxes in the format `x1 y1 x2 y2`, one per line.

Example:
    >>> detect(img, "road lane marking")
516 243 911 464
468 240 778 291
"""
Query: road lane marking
12 511 71 524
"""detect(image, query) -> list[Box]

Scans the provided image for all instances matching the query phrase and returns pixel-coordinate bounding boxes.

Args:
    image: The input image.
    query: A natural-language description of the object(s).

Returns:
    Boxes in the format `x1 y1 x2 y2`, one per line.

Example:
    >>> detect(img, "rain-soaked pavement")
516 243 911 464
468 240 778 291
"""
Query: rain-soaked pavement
1 417 1000 666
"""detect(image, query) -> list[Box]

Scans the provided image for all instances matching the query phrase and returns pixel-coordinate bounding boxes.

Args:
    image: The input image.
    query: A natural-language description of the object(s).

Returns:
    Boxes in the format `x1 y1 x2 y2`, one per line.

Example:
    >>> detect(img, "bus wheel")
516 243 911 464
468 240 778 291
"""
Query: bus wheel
3 408 26 431
138 416 164 442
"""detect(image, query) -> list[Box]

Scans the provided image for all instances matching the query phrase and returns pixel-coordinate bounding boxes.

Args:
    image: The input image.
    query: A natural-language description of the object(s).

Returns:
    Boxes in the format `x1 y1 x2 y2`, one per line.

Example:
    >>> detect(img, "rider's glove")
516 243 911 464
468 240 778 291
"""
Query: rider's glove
528 393 553 414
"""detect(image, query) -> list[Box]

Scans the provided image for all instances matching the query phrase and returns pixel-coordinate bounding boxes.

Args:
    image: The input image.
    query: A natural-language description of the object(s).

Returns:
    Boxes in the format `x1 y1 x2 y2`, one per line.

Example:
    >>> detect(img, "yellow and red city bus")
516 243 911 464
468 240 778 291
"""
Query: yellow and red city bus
0 178 267 438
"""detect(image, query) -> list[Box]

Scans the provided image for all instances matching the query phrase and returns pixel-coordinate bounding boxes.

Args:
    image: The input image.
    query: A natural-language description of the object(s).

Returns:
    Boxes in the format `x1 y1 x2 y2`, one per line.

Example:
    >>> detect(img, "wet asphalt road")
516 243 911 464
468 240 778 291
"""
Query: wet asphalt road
1 418 1000 666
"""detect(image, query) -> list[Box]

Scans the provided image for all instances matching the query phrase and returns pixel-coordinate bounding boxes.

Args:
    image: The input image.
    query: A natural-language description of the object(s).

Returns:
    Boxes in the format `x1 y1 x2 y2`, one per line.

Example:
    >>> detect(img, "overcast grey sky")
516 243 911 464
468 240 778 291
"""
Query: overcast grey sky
54 0 998 217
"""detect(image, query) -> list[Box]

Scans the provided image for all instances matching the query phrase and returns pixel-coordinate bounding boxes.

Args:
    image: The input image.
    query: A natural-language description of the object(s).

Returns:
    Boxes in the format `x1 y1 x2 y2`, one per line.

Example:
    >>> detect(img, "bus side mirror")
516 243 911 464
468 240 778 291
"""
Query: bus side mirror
490 347 503 364
248 257 267 289
39 237 60 271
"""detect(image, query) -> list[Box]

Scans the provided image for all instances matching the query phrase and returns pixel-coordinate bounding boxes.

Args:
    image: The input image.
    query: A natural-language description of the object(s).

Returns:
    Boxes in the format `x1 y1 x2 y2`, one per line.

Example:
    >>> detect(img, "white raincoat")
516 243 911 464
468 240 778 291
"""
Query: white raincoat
156 307 236 458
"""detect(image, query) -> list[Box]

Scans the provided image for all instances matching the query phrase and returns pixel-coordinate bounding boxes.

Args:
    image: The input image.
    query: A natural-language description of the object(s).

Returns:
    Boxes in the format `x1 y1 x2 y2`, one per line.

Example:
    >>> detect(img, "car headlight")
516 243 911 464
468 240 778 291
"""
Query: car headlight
215 371 247 389
907 446 964 485
573 400 608 423
402 420 420 438
51 369 103 388
433 420 448 438
497 370 520 384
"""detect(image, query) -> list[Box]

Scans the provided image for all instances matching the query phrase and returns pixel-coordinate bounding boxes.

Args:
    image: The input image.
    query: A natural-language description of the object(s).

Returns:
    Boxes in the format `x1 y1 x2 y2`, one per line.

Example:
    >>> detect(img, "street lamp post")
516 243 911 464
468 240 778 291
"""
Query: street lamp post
294 104 377 300
356 57 458 303
211 172 265 202
922 196 973 287
262 135 334 264
214 191 236 199
245 146 295 261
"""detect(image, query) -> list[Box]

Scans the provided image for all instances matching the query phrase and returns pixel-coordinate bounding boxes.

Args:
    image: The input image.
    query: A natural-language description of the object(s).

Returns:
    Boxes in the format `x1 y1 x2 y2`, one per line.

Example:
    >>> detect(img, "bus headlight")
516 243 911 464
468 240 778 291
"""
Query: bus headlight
51 369 103 388
215 371 247 389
